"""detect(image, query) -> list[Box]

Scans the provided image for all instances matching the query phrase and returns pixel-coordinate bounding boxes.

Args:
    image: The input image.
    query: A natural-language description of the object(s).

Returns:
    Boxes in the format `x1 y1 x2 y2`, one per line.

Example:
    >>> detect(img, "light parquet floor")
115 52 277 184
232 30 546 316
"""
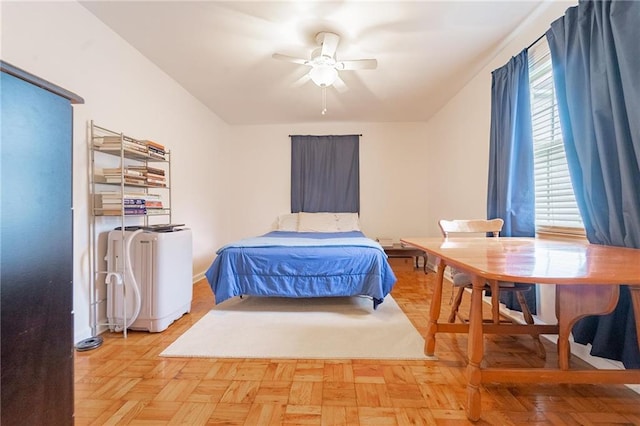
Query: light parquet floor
74 263 640 425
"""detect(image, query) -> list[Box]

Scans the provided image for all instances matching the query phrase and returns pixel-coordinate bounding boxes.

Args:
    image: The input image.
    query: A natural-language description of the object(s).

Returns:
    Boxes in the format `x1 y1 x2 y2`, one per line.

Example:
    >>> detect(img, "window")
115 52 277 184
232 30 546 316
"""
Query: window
290 135 360 213
528 40 585 236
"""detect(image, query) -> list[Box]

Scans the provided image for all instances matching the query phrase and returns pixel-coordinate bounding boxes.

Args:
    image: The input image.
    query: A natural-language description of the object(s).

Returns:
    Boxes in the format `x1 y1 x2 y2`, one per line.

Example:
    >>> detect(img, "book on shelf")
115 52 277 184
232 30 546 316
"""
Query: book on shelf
94 136 145 147
98 167 145 177
147 166 165 175
123 199 145 205
146 172 165 180
123 141 148 153
94 175 147 186
94 194 163 209
95 199 143 208
146 177 166 186
95 207 171 216
97 191 161 200
99 202 168 211
98 204 146 211
148 151 165 160
93 145 151 159
142 139 165 151
124 207 147 215
127 166 166 176
95 208 147 216
146 208 170 215
94 208 149 216
145 200 164 209
93 135 137 145
93 136 150 157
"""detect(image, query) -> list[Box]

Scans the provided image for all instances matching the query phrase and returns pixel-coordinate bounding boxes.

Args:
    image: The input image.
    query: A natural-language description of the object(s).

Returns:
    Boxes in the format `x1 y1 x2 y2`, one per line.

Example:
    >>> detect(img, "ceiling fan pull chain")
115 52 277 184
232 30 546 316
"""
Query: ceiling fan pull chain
322 86 327 115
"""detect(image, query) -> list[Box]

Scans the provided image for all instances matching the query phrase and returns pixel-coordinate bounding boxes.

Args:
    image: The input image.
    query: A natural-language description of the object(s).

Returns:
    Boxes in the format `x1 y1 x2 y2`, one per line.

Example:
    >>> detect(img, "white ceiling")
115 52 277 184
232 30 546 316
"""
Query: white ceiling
82 1 546 125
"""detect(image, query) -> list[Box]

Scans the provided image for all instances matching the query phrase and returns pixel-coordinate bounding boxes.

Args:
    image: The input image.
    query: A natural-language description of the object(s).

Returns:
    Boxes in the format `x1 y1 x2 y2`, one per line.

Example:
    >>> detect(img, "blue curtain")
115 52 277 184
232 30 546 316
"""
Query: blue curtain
547 0 640 368
291 135 360 213
486 50 537 313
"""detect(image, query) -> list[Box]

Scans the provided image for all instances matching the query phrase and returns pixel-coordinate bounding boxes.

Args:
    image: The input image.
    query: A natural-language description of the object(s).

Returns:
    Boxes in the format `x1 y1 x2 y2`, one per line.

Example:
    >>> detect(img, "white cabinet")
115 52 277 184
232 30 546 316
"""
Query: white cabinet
106 229 193 333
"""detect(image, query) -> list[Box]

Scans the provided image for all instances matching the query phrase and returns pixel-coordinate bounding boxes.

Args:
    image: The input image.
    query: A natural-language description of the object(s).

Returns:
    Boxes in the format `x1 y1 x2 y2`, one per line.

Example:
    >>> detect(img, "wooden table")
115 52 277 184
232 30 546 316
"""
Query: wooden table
400 236 640 421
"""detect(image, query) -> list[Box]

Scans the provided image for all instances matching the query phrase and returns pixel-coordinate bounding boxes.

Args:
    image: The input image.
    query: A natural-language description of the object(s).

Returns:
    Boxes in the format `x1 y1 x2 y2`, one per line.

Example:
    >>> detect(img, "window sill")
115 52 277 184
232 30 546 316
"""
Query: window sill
536 227 587 242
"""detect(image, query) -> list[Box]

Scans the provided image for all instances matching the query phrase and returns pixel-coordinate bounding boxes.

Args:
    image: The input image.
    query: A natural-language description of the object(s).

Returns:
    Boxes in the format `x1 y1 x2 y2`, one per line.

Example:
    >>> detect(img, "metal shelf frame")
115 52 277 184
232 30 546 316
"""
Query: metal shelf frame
88 120 172 339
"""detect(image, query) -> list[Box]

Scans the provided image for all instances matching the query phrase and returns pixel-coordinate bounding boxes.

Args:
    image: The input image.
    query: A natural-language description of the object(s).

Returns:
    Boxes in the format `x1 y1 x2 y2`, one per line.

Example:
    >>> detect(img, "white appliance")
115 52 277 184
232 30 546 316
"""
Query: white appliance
106 228 192 332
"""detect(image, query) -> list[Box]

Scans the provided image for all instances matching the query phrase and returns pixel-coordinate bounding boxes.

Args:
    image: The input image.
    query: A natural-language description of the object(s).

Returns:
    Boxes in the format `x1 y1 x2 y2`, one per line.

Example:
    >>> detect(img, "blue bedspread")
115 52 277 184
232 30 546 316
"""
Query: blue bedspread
205 231 397 307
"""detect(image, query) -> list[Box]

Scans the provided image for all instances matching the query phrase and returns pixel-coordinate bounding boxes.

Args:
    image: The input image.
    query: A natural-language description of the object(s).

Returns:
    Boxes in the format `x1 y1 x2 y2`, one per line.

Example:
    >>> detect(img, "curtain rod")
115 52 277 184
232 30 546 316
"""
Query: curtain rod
527 32 546 50
288 134 363 137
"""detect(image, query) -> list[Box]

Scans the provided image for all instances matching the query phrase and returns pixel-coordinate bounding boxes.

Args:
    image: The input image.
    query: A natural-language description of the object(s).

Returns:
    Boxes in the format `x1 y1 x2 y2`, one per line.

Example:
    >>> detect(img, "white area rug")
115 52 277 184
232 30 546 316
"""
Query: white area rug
161 295 426 359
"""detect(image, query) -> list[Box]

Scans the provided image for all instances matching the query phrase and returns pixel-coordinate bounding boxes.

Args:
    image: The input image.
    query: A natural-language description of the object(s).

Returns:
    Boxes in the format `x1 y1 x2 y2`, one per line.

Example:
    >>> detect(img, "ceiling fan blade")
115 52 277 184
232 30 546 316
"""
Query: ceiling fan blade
272 53 309 66
337 59 378 70
291 72 311 88
332 75 348 93
318 32 340 58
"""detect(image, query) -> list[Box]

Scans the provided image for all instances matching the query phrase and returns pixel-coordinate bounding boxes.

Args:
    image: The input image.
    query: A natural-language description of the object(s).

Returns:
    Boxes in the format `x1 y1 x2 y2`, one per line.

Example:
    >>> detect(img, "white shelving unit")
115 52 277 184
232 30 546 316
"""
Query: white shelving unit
88 120 172 338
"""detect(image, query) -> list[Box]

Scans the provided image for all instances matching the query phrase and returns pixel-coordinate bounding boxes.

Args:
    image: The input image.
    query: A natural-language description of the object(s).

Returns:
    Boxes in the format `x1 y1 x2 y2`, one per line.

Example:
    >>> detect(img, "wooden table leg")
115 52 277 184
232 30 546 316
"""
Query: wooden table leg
425 258 445 357
465 275 485 421
555 284 619 370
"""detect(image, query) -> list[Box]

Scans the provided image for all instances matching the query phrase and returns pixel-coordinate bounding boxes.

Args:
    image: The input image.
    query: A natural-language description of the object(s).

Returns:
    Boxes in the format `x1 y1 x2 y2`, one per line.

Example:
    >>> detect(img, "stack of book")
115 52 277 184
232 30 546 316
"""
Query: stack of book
95 167 146 186
94 192 165 216
144 140 166 160
146 165 166 187
93 135 148 157
127 165 166 187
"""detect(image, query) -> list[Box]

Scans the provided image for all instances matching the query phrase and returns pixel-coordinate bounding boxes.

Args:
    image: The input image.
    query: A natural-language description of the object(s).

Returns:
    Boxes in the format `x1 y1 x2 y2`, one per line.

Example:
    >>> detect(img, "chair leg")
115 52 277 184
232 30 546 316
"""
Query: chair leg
516 291 546 359
448 286 466 323
488 281 500 324
447 267 454 306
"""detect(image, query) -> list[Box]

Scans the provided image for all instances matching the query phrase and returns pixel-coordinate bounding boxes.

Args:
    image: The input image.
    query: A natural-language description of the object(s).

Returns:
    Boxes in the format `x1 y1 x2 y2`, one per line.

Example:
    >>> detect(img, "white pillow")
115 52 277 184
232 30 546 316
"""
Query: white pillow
297 212 340 232
335 213 360 231
276 213 299 231
297 212 360 232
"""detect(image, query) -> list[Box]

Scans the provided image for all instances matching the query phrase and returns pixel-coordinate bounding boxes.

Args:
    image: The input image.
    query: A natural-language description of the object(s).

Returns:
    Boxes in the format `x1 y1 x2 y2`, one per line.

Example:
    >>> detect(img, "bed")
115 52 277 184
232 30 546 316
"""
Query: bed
205 213 397 309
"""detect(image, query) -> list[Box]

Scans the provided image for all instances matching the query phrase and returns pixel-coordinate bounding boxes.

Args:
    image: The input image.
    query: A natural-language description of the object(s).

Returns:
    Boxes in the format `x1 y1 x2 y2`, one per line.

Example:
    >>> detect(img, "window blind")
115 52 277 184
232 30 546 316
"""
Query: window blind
528 39 585 235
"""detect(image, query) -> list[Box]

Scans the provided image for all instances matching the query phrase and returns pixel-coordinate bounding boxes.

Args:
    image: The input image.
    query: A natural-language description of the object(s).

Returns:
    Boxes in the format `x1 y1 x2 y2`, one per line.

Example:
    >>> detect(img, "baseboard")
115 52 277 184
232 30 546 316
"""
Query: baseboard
193 271 206 283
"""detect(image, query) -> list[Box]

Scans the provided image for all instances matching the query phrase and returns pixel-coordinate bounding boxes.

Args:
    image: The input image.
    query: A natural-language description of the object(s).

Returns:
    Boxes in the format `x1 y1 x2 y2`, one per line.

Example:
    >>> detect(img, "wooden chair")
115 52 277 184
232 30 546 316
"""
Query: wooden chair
438 218 546 358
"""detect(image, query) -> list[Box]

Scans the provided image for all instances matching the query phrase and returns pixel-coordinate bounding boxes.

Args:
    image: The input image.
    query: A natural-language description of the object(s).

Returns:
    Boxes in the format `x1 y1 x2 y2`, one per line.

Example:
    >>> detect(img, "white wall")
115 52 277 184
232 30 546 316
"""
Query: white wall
222 122 431 244
2 1 230 343
423 73 493 237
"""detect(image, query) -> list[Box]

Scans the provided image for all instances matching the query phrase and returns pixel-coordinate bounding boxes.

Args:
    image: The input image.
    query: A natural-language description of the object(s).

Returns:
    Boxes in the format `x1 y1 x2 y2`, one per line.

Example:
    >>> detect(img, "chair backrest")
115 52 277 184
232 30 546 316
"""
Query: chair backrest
438 218 504 238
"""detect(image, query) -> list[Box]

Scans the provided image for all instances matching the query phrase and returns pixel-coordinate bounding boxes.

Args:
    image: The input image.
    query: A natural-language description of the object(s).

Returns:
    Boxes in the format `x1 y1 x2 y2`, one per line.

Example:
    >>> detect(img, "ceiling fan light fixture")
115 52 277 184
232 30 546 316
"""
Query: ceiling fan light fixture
309 65 337 87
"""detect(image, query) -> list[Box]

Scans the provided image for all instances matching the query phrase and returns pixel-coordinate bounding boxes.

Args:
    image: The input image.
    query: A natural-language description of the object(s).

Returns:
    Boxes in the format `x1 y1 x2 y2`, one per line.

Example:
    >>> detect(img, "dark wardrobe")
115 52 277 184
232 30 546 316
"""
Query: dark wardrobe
1 61 83 425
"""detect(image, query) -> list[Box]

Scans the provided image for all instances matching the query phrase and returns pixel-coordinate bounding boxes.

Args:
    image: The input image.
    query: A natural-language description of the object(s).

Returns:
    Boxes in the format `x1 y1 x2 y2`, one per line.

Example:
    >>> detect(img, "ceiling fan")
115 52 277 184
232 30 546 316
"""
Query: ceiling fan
272 32 377 114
